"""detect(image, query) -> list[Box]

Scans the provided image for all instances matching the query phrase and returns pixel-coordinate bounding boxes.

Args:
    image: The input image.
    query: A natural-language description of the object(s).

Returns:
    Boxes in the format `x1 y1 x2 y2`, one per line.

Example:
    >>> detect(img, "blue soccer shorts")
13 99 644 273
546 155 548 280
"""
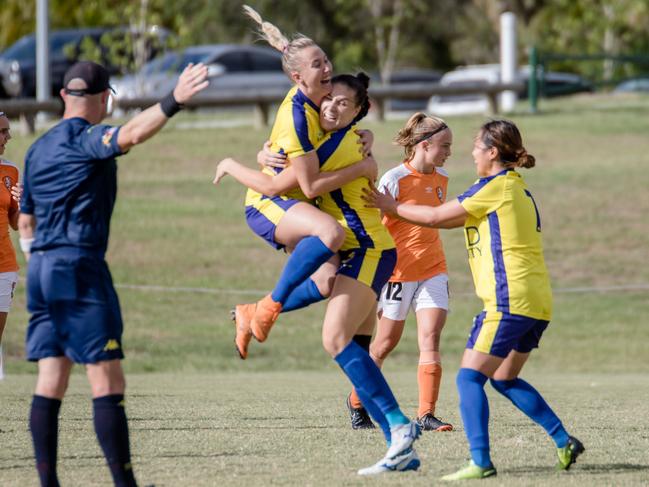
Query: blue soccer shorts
466 310 549 358
25 249 125 364
337 247 397 298
245 195 301 250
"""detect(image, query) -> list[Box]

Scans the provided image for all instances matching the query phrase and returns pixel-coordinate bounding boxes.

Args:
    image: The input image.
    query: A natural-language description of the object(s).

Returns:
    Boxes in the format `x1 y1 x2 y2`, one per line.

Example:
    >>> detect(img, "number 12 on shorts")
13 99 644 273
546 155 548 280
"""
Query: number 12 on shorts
385 282 403 301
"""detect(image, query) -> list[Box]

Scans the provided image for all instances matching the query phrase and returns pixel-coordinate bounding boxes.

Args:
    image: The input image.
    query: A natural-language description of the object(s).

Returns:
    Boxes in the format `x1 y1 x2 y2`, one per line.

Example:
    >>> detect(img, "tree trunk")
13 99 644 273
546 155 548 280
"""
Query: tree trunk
368 0 405 84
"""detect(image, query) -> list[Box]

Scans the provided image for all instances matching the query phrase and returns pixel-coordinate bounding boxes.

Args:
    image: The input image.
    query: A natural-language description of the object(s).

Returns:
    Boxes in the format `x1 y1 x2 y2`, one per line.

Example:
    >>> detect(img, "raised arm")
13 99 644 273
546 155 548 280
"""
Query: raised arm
363 183 467 228
291 151 377 200
117 63 208 152
213 157 298 197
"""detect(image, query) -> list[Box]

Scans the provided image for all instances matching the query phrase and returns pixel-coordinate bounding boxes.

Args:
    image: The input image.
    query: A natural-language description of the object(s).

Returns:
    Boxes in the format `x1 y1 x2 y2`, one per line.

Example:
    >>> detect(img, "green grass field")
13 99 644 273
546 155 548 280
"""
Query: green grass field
2 372 649 486
1 93 649 485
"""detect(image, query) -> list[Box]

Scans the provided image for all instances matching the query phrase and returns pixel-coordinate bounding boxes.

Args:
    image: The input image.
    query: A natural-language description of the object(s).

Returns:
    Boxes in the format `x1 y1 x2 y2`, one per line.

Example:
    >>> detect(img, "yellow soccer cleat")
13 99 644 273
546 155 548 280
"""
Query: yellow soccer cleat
441 461 497 481
556 436 585 471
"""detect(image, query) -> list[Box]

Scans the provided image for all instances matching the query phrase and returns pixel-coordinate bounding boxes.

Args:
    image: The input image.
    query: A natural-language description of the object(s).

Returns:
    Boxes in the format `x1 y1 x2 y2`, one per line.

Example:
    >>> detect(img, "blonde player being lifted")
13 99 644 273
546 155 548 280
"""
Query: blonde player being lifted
346 113 454 433
214 8 422 475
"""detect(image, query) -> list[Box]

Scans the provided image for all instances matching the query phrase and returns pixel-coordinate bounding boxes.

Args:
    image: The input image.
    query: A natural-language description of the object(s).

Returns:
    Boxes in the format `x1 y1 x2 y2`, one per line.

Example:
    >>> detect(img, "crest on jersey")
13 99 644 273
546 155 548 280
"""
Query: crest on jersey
102 127 117 147
436 186 444 202
3 176 12 190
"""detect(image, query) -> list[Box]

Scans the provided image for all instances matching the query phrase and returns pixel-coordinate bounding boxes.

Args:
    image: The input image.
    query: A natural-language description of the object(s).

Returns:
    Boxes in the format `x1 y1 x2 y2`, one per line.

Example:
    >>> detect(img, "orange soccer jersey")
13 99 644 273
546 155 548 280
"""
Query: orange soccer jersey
0 160 19 273
377 162 448 282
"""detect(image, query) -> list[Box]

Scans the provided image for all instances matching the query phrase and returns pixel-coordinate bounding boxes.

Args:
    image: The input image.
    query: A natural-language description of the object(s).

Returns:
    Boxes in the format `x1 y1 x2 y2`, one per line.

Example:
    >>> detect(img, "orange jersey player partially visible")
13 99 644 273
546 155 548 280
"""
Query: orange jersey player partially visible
0 111 20 381
347 113 455 432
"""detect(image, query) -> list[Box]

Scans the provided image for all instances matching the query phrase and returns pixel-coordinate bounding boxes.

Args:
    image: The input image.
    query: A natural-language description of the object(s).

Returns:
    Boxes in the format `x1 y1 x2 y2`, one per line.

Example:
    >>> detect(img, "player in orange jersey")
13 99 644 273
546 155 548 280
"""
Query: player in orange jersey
347 113 454 431
0 112 22 380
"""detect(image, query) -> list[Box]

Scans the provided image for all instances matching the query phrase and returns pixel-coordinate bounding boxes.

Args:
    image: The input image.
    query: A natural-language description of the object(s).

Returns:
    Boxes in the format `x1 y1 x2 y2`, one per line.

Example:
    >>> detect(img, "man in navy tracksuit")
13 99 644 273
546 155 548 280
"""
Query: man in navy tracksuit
19 60 208 487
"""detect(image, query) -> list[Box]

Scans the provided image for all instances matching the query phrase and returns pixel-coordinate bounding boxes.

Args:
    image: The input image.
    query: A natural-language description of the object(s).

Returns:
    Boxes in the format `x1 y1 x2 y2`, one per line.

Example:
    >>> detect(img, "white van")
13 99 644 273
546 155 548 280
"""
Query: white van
427 64 592 116
427 64 503 116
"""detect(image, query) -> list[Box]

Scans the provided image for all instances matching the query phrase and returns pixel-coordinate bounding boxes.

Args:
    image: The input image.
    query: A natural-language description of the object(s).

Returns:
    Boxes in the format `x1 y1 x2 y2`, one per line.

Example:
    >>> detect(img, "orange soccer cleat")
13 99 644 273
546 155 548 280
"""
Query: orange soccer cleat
232 303 256 359
250 294 282 342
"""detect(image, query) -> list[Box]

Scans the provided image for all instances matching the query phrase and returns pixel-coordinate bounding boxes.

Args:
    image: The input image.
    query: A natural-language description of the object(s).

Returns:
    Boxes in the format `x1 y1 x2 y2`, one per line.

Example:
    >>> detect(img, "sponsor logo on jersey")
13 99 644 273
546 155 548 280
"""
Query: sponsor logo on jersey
436 186 444 202
3 176 12 189
425 186 433 193
102 127 117 147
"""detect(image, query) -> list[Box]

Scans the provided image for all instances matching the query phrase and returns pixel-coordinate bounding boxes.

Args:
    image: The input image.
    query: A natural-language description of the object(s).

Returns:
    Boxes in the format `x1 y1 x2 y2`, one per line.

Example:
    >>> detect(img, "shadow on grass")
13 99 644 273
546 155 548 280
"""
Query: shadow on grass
129 424 331 431
2 451 241 470
506 463 649 475
150 451 241 459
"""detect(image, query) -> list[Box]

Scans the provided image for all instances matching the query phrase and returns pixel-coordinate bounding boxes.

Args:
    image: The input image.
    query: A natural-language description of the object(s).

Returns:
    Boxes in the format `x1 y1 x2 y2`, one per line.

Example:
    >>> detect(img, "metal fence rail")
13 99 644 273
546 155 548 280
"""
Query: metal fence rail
0 98 63 134
2 81 525 134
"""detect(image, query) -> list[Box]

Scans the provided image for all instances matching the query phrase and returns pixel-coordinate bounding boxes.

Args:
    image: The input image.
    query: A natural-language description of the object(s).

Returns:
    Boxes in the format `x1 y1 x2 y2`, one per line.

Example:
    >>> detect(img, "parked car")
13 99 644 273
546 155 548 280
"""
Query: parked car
427 64 501 116
614 77 649 93
427 64 592 116
111 44 292 101
531 67 593 98
0 27 170 98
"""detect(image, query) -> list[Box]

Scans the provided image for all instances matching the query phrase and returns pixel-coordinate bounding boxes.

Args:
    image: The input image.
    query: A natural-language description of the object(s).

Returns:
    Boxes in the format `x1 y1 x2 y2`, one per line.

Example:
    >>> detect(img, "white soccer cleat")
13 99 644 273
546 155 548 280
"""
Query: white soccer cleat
385 421 421 459
357 448 420 475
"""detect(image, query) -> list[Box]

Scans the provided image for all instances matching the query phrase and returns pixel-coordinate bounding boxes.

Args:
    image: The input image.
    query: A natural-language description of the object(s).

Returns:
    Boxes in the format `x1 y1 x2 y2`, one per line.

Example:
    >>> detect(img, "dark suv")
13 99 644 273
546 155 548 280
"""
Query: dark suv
0 27 169 98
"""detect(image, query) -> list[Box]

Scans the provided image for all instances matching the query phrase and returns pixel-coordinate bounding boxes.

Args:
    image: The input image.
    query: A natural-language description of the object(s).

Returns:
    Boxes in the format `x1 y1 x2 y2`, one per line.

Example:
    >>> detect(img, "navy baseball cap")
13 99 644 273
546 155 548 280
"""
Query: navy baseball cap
63 61 115 96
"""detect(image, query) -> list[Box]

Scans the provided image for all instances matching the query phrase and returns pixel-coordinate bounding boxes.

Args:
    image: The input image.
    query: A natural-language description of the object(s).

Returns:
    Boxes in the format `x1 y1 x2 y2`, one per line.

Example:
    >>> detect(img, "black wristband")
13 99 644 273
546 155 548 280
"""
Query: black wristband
160 91 183 118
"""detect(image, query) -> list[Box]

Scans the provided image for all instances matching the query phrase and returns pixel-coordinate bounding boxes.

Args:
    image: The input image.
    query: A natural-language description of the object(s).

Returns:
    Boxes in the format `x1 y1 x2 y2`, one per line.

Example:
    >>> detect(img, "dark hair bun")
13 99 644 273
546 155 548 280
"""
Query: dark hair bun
517 150 536 168
356 72 370 89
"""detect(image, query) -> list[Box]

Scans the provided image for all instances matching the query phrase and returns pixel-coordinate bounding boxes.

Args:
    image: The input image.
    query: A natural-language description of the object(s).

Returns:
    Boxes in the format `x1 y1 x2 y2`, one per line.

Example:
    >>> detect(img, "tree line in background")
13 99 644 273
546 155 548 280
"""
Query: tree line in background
1 0 648 82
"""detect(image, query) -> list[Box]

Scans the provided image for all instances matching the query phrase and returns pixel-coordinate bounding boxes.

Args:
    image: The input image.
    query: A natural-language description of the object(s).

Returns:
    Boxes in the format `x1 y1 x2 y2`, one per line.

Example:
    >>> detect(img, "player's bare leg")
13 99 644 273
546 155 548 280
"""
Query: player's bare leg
251 202 344 342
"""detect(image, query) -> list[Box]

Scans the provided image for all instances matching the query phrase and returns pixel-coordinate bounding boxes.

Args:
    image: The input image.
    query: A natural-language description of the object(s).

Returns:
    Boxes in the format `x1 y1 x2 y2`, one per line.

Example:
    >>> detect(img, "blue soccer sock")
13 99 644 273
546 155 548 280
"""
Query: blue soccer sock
490 378 570 448
352 335 392 446
456 368 492 468
281 278 325 312
385 409 410 427
270 237 334 305
335 340 404 444
30 395 62 487
93 395 137 487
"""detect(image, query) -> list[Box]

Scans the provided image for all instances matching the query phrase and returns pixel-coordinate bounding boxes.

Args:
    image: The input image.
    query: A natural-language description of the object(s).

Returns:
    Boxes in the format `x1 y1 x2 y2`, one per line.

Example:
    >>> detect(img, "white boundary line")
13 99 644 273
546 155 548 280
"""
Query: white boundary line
115 282 649 296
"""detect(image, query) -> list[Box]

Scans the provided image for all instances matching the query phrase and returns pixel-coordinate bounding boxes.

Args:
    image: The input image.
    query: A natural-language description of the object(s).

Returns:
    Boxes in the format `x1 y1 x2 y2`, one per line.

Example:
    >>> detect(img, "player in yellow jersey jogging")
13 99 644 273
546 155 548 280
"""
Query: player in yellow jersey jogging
364 119 584 480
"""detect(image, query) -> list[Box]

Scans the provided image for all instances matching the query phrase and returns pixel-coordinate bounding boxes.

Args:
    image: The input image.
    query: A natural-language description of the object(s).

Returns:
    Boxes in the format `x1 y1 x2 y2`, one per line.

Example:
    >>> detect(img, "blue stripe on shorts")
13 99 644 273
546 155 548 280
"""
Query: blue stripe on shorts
245 196 300 250
466 310 549 358
338 248 397 297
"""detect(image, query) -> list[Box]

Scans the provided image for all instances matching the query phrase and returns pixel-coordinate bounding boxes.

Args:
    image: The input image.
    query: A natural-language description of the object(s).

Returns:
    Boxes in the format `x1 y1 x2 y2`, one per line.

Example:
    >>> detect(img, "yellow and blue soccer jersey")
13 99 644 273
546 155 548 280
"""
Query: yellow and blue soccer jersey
269 86 324 160
316 124 395 252
457 169 552 320
245 86 325 207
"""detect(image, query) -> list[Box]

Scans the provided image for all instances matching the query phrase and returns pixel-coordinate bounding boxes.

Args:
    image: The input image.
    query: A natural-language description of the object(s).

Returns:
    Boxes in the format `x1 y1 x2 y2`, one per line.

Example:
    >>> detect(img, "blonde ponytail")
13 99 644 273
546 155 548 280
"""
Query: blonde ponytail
243 5 317 75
